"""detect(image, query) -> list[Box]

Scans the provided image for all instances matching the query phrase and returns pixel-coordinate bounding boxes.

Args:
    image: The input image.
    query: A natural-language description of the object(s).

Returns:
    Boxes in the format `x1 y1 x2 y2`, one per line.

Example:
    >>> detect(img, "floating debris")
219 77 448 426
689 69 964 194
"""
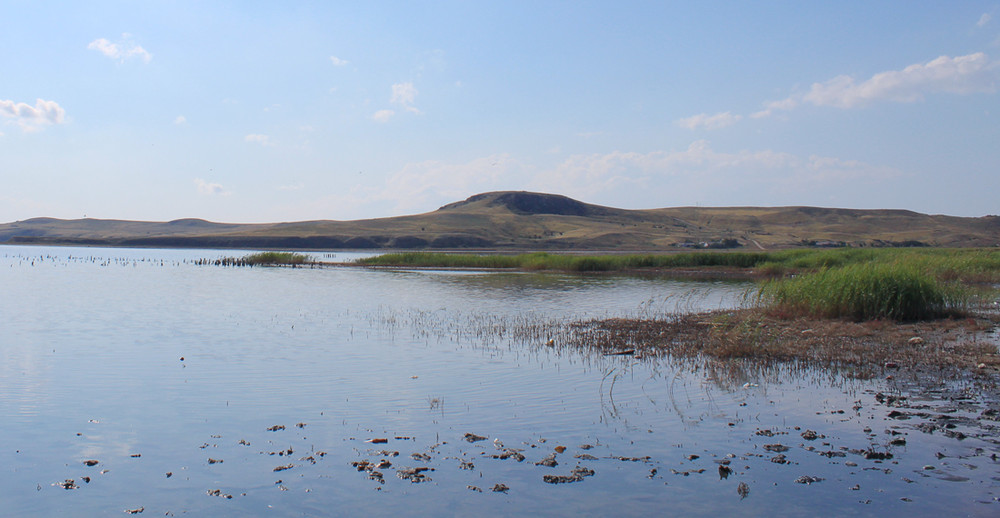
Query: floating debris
491 449 526 462
764 444 790 453
58 479 78 490
411 453 431 462
574 454 598 460
737 482 750 499
719 465 732 479
794 475 824 484
467 485 483 492
273 464 294 472
367 438 389 444
206 489 233 499
208 458 223 464
491 483 509 493
801 430 820 440
123 507 144 514
266 425 286 432
543 466 596 484
535 453 558 467
397 466 433 483
464 433 488 443
83 460 100 467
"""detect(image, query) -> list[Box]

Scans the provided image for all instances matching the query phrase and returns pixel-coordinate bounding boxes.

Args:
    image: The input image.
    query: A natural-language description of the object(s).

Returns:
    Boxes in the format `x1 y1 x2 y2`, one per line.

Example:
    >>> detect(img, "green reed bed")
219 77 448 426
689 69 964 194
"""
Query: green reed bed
356 248 1000 283
756 262 970 321
356 251 773 272
242 251 310 266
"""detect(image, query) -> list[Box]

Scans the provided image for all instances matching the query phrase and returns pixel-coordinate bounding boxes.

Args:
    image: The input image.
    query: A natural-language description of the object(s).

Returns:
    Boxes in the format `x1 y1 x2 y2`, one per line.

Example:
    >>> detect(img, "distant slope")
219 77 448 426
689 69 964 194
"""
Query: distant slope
2 191 998 250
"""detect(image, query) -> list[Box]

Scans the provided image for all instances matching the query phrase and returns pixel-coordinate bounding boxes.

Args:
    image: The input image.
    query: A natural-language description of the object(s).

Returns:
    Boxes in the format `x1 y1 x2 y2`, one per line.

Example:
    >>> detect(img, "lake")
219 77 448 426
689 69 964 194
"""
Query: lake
1 245 997 517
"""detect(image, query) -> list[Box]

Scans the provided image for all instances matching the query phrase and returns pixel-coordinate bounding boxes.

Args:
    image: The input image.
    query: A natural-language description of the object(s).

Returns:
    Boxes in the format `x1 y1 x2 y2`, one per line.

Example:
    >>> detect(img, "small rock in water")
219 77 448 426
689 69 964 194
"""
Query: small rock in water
535 453 558 467
83 460 100 467
464 433 488 443
397 466 433 483
801 430 819 440
58 479 78 490
491 483 509 493
718 465 732 479
794 475 824 484
737 482 750 499
542 466 596 484
124 507 144 514
764 444 790 453
410 452 431 462
266 425 286 432
907 337 924 346
467 485 483 492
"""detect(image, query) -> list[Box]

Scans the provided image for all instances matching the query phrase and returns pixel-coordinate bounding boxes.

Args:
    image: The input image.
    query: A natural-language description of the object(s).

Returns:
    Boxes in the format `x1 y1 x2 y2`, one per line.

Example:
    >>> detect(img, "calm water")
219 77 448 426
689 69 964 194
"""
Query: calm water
1 245 997 517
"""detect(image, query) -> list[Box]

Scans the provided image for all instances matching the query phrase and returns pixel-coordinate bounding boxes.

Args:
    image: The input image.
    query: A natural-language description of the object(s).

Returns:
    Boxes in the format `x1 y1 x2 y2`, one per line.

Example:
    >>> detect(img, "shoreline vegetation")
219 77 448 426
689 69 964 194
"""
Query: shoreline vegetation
206 248 1000 372
353 249 1000 372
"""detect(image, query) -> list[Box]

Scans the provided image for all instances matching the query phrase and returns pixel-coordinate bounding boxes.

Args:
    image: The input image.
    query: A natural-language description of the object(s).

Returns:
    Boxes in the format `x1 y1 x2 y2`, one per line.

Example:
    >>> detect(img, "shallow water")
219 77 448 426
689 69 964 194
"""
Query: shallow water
1 245 997 516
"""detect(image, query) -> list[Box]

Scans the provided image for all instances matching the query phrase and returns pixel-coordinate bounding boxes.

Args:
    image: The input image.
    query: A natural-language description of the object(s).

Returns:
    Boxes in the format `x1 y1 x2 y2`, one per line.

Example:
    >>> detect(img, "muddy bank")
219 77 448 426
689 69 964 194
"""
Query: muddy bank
567 309 1000 374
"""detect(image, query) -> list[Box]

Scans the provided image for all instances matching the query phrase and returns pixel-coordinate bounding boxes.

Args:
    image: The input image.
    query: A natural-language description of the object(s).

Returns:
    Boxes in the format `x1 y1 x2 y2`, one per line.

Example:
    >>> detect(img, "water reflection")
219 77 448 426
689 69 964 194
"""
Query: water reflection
0 245 997 516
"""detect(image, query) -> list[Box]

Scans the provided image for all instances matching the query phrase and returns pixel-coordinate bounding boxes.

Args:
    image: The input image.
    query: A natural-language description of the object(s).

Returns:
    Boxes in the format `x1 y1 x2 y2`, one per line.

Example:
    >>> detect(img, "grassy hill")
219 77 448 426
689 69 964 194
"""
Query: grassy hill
1 191 998 250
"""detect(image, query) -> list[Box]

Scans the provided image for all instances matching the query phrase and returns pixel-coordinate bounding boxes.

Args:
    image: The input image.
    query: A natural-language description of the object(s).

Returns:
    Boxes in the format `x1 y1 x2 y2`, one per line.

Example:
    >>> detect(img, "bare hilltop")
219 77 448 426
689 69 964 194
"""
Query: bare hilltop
1 191 998 250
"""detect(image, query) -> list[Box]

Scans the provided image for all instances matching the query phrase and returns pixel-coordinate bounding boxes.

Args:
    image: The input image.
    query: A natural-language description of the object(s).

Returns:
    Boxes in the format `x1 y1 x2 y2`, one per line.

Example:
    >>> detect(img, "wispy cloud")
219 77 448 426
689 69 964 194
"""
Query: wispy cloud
675 111 742 130
174 115 187 125
244 133 271 145
330 55 349 66
372 109 395 122
390 82 420 113
978 13 992 27
1 98 66 132
754 52 999 117
87 34 152 63
194 178 229 196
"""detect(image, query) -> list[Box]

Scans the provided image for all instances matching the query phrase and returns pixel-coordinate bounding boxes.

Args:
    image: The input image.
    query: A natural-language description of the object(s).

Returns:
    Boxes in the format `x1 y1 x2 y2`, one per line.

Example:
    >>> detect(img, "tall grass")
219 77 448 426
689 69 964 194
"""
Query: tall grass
356 248 1000 281
242 251 309 265
356 251 772 271
756 262 968 321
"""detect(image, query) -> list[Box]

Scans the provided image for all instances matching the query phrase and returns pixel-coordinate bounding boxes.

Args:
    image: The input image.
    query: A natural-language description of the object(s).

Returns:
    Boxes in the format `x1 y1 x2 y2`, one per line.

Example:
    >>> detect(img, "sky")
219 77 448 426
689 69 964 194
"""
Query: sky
2 1 999 223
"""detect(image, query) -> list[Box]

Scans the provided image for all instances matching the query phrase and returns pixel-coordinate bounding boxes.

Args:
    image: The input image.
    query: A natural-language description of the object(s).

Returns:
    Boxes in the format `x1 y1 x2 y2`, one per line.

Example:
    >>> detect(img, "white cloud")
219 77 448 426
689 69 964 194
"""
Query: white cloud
376 154 522 213
978 13 992 27
278 182 305 191
1 98 66 131
87 34 152 63
194 179 229 196
312 142 907 218
390 82 420 113
675 111 742 130
330 55 349 66
174 115 187 125
527 140 901 208
372 109 395 122
756 52 999 115
244 133 271 145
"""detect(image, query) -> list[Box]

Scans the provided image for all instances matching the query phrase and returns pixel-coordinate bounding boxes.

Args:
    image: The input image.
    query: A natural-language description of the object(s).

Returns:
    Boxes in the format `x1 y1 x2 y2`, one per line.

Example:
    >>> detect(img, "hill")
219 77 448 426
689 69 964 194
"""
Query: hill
1 191 998 250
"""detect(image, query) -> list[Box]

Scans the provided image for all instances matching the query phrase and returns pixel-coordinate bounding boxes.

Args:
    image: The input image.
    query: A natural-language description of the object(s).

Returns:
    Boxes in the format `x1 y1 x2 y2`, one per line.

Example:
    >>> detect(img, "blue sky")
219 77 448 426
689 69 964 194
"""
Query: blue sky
2 1 999 223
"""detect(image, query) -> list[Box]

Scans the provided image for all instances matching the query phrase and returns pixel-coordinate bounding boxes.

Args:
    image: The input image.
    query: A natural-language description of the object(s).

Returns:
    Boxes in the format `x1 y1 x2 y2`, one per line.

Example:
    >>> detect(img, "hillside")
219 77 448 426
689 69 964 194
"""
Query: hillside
1 191 998 250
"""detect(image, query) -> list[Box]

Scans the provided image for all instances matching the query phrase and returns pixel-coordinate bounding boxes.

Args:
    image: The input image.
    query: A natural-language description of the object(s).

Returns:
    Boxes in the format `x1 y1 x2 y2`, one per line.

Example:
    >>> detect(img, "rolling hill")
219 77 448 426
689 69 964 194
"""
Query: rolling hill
1 191 998 250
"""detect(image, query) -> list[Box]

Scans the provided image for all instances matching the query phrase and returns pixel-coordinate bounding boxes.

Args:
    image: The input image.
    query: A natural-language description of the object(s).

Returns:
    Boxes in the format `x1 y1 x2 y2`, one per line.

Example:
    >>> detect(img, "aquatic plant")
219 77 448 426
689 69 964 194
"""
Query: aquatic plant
755 262 968 321
242 251 310 266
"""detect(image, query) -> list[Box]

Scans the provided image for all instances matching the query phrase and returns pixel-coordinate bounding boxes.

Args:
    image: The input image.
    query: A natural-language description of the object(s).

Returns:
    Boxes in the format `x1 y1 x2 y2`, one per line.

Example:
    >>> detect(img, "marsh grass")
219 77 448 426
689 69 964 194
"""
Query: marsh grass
242 251 310 266
355 248 1000 281
755 263 969 321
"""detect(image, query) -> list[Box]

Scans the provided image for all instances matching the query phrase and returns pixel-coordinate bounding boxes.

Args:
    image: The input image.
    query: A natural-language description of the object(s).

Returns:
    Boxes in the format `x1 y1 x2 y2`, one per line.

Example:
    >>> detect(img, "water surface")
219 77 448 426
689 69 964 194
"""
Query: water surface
1 246 997 516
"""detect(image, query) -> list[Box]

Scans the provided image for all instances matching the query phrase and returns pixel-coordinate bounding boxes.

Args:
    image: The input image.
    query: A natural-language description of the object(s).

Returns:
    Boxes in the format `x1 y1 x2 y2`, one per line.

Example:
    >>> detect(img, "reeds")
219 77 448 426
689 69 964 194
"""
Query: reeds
755 262 968 321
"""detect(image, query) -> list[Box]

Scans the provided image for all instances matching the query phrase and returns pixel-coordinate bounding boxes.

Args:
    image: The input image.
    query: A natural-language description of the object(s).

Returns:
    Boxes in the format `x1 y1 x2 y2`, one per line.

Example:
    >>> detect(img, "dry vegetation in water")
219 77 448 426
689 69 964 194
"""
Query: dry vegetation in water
569 309 1000 373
